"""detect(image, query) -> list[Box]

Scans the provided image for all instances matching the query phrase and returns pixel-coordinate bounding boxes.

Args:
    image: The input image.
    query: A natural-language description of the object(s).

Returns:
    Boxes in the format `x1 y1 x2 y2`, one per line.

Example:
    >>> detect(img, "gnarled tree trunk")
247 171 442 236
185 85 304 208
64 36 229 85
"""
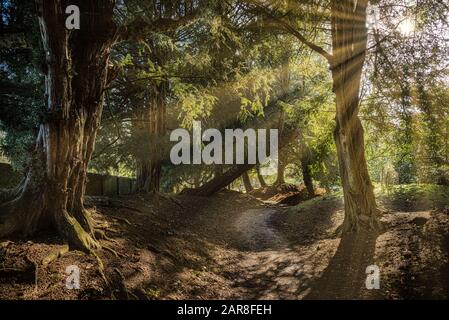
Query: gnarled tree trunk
0 0 116 251
330 0 379 232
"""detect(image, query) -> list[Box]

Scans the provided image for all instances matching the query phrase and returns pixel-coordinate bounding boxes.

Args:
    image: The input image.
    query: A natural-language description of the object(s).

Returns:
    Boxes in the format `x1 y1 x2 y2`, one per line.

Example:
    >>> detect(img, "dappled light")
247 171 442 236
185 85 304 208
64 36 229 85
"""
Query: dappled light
0 0 448 304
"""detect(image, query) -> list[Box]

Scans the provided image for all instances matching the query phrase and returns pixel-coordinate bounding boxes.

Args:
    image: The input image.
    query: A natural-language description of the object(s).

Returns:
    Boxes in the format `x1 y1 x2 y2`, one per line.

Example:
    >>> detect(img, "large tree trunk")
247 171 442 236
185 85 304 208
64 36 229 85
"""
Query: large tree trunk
256 165 267 187
274 159 285 185
241 171 253 193
274 99 286 186
298 131 314 197
301 156 314 198
0 1 116 251
136 158 162 193
330 0 379 232
134 83 167 193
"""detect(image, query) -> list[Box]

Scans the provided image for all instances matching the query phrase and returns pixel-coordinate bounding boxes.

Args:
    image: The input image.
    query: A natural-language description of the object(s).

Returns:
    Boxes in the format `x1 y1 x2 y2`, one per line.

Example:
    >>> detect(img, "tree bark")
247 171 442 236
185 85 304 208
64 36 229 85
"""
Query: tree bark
256 165 267 187
134 83 167 193
274 157 285 186
298 130 314 198
0 1 116 251
274 102 286 186
300 156 314 198
330 0 379 232
274 159 285 185
241 171 253 193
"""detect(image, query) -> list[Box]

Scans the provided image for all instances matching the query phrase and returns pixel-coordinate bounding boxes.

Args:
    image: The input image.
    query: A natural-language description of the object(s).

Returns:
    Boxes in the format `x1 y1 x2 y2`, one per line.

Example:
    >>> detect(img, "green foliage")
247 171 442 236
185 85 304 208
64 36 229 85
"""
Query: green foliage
379 184 449 210
234 68 274 121
172 82 217 128
0 0 43 170
363 0 449 187
2 0 448 196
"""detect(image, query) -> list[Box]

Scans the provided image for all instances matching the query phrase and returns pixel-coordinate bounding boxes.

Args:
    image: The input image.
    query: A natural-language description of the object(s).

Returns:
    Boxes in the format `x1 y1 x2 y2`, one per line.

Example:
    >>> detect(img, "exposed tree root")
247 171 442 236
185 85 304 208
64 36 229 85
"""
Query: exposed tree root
111 216 132 226
94 221 112 229
91 251 110 287
103 245 124 258
0 188 129 297
109 268 140 300
0 197 119 282
335 209 383 236
94 228 118 243
94 214 131 228
42 245 69 267
53 209 100 252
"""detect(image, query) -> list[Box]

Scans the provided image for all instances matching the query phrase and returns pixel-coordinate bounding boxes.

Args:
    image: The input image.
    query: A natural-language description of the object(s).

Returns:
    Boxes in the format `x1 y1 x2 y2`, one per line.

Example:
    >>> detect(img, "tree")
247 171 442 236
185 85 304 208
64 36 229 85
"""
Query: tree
256 165 267 187
95 1 237 193
183 84 301 196
0 0 203 250
243 0 379 231
133 80 168 193
330 0 379 231
241 171 254 192
299 134 315 197
364 0 449 187
274 112 286 185
0 0 117 251
184 25 335 197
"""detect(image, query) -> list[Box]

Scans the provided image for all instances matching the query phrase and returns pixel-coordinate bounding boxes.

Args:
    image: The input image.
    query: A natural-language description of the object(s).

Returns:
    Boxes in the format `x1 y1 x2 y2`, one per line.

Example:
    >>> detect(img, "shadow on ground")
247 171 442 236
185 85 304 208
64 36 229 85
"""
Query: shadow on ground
305 231 381 299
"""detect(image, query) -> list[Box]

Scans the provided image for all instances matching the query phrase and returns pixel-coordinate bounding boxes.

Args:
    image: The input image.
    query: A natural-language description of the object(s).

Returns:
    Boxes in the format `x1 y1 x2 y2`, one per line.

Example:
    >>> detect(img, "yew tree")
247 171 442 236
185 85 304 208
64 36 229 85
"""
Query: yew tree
241 0 380 232
0 0 202 251
0 0 117 251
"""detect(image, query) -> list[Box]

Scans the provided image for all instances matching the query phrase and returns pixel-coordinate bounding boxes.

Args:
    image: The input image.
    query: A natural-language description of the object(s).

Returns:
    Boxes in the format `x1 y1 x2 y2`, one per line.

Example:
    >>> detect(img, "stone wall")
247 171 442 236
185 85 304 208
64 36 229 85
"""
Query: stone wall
0 163 135 196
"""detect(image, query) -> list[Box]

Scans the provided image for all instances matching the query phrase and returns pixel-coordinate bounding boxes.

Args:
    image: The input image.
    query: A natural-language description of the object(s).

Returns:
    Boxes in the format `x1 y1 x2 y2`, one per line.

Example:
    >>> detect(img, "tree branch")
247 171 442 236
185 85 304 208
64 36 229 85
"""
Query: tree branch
245 1 333 62
279 21 333 62
118 10 200 42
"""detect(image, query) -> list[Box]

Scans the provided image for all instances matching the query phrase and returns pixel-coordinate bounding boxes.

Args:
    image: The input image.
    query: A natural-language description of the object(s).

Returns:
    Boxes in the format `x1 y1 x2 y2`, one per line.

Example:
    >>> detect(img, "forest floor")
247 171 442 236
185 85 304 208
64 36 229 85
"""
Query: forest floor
1 184 449 300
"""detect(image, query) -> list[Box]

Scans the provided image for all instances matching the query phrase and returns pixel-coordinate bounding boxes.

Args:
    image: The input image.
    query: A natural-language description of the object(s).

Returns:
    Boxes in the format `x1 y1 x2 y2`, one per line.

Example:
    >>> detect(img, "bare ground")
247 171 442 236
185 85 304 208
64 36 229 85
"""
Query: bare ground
1 186 449 300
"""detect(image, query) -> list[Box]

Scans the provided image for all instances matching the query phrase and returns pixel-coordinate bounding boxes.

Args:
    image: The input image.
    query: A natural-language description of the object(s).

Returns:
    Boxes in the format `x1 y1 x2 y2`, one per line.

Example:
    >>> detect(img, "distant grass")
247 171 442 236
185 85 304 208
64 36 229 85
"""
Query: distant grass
378 184 449 211
287 191 342 213
289 184 449 213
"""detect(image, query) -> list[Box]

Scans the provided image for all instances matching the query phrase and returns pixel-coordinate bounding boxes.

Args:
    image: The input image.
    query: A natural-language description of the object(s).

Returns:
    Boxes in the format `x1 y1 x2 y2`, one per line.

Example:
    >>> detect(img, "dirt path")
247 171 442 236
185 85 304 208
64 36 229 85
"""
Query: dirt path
213 195 449 300
218 205 341 299
234 208 286 251
2 189 449 300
